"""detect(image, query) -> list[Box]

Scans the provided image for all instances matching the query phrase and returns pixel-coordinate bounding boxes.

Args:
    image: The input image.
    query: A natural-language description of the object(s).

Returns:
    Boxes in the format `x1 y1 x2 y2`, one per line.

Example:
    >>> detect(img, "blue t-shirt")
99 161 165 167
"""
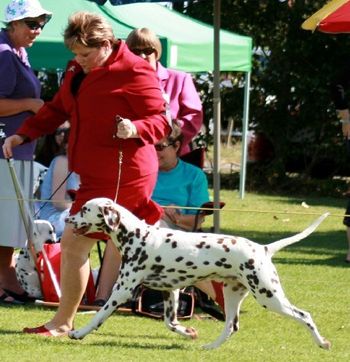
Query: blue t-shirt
152 159 209 215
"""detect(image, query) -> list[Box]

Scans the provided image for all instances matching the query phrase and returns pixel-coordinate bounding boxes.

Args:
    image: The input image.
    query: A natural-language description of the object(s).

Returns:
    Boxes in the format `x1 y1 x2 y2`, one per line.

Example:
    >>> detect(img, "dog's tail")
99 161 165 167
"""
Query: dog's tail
266 212 329 256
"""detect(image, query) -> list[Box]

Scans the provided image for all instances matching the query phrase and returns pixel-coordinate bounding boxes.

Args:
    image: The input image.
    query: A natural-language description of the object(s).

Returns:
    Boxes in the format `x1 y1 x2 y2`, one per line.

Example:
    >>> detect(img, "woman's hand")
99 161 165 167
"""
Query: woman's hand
342 123 350 139
2 135 26 159
116 118 138 139
163 205 181 225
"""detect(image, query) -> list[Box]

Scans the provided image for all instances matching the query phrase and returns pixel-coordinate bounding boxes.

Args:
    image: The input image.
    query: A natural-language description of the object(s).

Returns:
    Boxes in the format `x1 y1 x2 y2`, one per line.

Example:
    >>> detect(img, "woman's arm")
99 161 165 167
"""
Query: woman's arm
0 98 44 116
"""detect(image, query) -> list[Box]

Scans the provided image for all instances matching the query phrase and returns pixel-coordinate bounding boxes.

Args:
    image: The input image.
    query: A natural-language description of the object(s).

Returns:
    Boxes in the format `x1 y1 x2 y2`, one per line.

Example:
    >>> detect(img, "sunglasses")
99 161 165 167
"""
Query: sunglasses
23 19 46 31
155 142 174 151
130 47 156 56
55 128 69 136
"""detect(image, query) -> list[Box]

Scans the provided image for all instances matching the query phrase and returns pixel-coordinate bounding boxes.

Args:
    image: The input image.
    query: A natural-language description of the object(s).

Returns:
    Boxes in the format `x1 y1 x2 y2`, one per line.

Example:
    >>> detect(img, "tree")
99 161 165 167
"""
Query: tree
185 0 350 182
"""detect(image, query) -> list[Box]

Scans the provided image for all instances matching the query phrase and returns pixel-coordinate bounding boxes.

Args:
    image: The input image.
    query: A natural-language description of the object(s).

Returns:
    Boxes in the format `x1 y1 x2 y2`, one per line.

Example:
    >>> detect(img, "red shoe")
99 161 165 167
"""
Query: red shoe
23 325 56 336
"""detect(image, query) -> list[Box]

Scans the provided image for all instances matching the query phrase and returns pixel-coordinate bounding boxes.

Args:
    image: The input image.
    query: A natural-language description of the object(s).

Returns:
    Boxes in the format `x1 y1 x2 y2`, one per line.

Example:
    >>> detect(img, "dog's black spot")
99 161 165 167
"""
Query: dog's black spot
171 241 177 248
166 268 175 272
233 316 239 331
138 251 149 265
151 264 165 273
155 256 162 262
244 259 255 270
186 261 194 266
203 261 210 265
135 228 141 238
175 256 183 262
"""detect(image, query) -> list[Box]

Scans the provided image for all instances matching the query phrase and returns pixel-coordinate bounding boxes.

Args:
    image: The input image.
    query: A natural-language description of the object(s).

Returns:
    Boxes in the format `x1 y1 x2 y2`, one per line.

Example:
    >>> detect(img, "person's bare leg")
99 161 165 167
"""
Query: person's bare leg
37 226 97 335
195 280 216 300
95 240 121 301
0 245 25 294
346 227 350 262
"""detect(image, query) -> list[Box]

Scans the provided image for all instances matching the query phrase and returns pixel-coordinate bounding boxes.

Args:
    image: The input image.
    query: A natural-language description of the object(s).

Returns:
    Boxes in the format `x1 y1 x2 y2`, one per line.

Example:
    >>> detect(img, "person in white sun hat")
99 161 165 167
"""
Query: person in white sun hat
0 0 52 305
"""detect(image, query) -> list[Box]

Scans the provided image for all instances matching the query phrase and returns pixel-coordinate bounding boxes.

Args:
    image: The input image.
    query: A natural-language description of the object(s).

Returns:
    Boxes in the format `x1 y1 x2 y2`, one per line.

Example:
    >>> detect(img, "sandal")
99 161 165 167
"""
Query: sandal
23 325 69 337
0 291 23 305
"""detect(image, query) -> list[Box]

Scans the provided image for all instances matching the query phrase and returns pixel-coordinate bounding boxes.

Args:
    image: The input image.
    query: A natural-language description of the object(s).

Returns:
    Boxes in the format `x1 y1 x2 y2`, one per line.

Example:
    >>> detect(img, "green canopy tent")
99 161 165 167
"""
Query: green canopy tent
0 0 251 72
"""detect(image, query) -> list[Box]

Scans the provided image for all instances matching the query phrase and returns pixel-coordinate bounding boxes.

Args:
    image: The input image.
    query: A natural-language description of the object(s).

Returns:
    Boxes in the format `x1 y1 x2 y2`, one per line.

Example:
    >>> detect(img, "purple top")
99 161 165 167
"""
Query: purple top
0 29 40 160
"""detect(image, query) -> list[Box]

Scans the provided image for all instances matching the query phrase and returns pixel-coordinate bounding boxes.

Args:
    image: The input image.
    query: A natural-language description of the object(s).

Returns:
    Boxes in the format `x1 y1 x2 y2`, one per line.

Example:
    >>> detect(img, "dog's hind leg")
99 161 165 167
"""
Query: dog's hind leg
69 284 132 340
203 282 249 350
257 292 331 349
163 289 198 339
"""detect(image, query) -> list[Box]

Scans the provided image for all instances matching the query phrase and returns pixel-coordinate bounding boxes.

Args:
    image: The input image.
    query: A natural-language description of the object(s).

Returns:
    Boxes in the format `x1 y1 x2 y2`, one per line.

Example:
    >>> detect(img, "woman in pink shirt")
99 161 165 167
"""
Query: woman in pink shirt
126 27 203 156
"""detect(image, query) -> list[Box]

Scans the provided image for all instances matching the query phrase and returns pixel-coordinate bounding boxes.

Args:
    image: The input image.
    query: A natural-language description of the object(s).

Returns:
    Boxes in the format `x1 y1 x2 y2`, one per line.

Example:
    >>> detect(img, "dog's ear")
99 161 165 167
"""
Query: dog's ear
99 205 121 232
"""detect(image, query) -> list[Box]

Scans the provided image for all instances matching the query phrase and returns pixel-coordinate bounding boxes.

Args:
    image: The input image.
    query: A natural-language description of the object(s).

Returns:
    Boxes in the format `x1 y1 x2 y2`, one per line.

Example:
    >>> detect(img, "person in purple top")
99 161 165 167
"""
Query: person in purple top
0 0 52 304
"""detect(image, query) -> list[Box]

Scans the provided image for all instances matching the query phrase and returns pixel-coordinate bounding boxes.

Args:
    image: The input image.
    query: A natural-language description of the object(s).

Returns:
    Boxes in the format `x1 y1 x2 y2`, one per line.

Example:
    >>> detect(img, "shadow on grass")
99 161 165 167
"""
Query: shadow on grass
82 339 186 350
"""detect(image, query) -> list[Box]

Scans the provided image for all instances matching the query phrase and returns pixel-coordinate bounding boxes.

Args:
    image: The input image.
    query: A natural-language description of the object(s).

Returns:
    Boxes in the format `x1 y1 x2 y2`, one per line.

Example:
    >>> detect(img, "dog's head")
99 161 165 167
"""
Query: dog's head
32 219 57 252
66 197 121 236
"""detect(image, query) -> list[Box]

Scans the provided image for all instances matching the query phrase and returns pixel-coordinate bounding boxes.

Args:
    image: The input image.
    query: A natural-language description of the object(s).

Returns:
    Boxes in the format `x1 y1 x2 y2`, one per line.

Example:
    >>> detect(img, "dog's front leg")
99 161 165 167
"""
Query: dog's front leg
163 289 198 340
68 283 132 340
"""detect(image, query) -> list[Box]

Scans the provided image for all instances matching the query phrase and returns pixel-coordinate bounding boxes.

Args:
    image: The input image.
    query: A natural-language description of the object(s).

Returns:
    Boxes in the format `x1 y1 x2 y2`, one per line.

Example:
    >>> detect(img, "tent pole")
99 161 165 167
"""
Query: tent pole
239 71 251 199
213 0 221 233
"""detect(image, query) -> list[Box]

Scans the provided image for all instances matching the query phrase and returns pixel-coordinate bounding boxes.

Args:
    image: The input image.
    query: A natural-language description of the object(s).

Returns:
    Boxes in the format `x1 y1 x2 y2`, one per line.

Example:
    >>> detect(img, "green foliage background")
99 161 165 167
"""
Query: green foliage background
184 0 350 181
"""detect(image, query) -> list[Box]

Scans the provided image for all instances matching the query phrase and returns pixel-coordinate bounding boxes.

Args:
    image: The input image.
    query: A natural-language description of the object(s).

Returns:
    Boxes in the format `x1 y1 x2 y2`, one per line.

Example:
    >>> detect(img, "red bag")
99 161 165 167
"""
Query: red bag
36 243 96 304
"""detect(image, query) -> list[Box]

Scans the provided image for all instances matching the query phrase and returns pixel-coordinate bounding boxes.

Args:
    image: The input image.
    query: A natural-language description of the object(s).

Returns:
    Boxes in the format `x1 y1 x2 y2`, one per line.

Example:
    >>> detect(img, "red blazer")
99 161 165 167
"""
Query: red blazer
18 41 170 186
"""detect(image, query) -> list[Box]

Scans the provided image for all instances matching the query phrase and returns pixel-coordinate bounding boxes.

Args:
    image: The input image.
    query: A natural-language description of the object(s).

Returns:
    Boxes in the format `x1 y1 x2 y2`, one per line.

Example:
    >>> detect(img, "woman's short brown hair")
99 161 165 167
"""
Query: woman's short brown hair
168 121 184 146
64 11 117 50
126 28 162 60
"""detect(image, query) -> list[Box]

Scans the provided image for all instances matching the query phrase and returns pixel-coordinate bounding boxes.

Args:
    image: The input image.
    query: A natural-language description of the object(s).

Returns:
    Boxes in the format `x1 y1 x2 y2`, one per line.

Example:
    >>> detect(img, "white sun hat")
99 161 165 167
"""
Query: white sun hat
4 0 52 23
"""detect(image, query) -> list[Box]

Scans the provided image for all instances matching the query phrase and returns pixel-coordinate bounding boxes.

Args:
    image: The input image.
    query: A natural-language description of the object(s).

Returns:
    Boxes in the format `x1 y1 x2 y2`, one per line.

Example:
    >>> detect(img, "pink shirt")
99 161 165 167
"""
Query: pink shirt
157 63 203 155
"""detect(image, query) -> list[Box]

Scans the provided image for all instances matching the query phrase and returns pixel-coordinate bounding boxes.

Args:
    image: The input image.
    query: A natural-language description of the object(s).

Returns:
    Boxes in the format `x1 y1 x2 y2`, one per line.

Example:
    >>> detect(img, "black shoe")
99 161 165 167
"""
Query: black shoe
0 291 23 305
3 289 35 303
93 299 106 307
194 288 225 321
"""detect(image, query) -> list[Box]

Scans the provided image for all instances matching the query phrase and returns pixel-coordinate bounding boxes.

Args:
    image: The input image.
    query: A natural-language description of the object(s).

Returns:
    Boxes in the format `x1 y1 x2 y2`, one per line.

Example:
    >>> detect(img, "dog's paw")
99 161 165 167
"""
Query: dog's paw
185 326 198 339
68 330 85 340
321 338 331 350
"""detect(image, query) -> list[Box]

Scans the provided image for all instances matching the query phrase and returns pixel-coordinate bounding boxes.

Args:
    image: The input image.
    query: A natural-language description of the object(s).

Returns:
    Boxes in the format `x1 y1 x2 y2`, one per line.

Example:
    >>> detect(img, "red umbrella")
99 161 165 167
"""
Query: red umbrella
302 0 350 33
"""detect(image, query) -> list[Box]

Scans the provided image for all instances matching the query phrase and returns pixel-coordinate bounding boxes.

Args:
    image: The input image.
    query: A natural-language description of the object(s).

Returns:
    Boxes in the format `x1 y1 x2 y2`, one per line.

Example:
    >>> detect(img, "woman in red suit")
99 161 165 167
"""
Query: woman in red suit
3 11 170 336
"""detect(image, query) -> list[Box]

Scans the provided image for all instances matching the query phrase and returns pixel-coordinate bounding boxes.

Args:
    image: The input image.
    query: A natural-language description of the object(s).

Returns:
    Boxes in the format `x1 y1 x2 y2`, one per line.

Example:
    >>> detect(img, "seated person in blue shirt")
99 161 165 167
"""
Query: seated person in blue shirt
152 123 209 231
38 125 79 238
152 123 225 316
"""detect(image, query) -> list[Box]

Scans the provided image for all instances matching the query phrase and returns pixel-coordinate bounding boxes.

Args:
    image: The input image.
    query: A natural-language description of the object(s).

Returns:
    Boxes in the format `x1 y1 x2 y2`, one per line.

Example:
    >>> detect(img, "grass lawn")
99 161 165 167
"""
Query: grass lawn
0 190 349 362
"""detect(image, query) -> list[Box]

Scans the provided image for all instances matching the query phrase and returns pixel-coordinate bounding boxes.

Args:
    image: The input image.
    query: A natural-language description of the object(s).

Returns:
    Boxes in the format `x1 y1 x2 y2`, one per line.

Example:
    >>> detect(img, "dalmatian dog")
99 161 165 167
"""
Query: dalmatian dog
66 197 331 350
15 219 57 298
